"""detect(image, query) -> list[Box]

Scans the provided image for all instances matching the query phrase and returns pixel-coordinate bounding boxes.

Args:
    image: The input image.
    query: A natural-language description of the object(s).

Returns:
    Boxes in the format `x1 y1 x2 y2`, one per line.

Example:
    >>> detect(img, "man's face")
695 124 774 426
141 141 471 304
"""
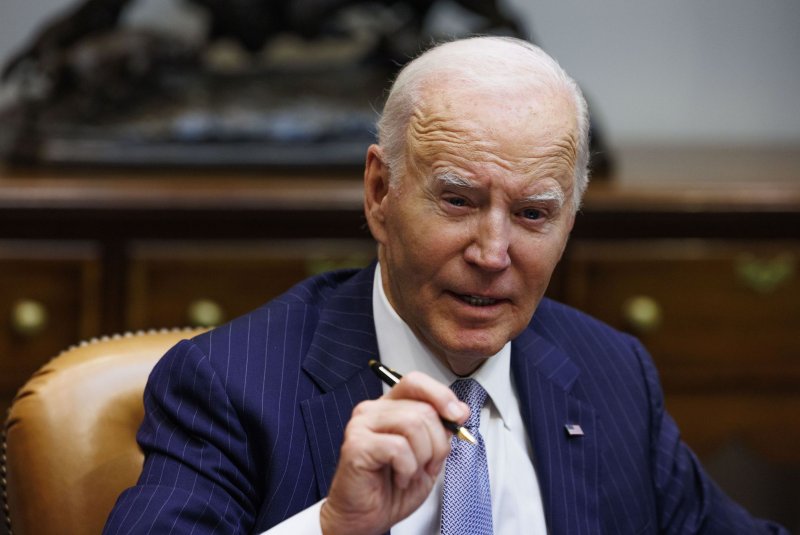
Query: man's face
365 83 578 375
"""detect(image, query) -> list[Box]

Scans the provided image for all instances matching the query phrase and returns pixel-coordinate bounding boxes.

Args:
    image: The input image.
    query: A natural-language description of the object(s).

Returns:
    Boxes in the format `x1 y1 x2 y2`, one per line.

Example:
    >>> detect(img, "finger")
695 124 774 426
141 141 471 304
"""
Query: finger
342 408 449 489
366 400 453 478
425 416 453 477
386 371 470 424
343 421 421 489
351 399 449 472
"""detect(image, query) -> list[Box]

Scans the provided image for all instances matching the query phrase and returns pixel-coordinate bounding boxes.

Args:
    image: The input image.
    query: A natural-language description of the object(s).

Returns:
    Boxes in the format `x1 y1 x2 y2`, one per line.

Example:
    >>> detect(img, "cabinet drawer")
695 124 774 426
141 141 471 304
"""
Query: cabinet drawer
0 241 101 413
666 393 800 463
565 241 800 389
127 240 375 330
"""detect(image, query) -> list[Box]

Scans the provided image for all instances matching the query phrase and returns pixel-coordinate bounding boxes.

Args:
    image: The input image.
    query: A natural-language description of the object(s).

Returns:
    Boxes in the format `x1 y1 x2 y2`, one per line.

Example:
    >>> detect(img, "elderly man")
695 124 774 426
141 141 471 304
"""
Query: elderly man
105 37 786 534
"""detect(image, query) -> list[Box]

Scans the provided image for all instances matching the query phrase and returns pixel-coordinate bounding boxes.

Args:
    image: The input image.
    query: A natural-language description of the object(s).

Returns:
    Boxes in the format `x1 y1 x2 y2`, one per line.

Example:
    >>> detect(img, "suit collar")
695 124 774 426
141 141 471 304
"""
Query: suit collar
511 317 602 534
300 264 384 498
512 316 581 393
301 263 380 392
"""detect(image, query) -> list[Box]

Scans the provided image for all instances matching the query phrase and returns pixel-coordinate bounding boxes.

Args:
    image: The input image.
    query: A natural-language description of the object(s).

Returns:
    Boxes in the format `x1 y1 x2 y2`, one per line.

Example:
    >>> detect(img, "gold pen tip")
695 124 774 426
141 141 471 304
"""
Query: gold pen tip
458 427 477 445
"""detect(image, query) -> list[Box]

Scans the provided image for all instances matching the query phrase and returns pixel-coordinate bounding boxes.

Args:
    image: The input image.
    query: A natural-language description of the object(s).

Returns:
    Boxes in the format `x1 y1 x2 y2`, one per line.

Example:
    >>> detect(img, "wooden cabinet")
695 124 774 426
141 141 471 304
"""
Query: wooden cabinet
565 240 800 389
0 241 100 415
562 239 800 525
126 240 374 329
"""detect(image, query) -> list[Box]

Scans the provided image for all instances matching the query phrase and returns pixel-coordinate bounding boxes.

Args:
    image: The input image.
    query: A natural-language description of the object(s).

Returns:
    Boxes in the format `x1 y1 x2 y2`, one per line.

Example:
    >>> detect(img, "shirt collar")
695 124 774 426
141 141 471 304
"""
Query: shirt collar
372 264 515 430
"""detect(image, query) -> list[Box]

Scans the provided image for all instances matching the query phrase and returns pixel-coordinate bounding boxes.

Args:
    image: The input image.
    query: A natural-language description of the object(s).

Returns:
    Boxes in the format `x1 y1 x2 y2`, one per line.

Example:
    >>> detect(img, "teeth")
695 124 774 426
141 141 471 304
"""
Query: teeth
460 295 497 307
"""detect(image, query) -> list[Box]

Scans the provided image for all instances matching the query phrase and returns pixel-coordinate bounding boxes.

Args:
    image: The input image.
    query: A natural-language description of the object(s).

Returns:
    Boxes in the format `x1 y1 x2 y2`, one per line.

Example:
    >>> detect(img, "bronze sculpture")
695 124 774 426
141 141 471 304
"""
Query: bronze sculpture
2 0 521 97
0 0 609 175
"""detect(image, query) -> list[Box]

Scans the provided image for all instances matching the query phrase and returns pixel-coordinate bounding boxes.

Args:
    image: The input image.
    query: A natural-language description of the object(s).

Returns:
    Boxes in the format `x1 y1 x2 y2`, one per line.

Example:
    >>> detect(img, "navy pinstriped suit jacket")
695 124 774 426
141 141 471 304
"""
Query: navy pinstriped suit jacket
105 264 786 534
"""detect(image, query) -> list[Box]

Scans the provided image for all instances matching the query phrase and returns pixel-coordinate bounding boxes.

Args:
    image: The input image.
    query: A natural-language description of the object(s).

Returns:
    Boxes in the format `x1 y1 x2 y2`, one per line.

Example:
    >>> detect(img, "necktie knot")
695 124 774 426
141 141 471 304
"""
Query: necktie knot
451 378 487 430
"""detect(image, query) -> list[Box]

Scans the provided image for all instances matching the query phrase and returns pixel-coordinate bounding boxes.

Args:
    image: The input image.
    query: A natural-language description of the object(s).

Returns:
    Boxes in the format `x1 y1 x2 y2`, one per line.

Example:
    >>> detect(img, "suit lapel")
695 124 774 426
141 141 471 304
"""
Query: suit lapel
511 326 601 535
299 266 383 497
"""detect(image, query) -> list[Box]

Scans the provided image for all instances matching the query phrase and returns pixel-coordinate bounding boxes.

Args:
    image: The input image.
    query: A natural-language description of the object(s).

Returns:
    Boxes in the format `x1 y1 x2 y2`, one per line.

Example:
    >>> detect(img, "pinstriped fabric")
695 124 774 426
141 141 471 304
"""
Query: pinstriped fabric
104 268 379 534
514 298 786 535
300 367 381 497
105 266 788 534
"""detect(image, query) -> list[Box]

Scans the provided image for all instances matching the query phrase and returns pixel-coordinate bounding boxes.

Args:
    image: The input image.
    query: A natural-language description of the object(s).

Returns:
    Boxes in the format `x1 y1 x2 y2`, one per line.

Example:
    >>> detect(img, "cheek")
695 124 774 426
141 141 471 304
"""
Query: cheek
514 234 568 280
383 217 445 293
394 210 467 262
403 233 451 281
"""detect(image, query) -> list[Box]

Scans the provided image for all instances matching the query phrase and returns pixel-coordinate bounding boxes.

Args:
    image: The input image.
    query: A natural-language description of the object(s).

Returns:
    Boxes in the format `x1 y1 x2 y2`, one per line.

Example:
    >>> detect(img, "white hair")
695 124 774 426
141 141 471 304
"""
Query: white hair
376 36 591 211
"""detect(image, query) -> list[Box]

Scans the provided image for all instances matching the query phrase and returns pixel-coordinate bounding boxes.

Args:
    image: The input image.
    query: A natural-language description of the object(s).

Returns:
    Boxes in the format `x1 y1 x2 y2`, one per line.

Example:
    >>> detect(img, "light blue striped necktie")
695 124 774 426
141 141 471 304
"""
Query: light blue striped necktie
441 378 493 535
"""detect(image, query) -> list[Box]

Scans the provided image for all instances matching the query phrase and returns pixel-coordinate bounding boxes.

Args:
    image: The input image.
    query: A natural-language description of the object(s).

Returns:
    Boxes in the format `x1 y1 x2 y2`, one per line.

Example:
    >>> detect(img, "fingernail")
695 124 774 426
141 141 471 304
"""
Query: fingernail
447 401 463 420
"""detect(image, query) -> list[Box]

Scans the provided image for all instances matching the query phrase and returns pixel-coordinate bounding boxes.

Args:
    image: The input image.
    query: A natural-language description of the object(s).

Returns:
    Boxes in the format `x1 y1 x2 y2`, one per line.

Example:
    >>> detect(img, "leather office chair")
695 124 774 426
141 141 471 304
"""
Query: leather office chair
2 328 207 535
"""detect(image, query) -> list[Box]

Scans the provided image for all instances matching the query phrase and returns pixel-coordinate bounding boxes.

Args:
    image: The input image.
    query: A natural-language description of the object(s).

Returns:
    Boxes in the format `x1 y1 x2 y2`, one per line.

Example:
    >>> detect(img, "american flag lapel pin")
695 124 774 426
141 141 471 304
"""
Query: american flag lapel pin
564 423 584 437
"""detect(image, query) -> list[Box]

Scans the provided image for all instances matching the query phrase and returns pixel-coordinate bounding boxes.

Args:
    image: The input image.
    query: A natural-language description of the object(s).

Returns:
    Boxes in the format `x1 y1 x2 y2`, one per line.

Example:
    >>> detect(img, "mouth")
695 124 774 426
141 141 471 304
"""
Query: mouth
455 293 501 307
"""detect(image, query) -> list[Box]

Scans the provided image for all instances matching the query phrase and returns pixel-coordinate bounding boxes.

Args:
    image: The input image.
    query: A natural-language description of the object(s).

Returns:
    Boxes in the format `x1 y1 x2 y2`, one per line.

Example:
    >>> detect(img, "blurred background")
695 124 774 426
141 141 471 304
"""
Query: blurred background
2 0 799 148
0 0 798 533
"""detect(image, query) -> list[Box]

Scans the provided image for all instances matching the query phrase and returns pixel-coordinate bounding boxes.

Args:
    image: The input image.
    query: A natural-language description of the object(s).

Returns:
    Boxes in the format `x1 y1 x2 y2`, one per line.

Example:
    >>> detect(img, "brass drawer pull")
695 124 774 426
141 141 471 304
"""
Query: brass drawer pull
11 299 49 337
187 299 225 327
622 295 662 334
735 254 795 294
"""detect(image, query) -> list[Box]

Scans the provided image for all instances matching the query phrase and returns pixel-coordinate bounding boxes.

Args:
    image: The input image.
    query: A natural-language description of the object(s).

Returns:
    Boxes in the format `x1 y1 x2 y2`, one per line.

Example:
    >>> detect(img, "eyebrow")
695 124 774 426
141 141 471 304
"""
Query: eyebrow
522 189 566 208
434 171 474 189
434 171 566 209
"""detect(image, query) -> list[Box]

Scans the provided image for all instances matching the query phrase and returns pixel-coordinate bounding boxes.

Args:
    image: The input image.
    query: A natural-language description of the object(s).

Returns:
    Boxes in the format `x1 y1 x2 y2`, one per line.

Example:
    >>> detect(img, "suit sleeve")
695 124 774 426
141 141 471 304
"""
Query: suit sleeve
632 339 789 534
104 339 259 534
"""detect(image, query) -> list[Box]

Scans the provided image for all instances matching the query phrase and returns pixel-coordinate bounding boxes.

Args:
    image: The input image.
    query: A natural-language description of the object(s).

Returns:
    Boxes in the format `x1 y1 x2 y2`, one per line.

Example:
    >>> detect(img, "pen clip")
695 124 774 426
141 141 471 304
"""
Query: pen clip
369 359 403 384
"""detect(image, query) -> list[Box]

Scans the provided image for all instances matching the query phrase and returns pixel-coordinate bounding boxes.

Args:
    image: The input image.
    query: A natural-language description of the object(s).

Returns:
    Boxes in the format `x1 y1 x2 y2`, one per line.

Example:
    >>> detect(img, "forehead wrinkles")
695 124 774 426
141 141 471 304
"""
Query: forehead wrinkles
406 108 491 162
407 106 579 182
519 133 579 179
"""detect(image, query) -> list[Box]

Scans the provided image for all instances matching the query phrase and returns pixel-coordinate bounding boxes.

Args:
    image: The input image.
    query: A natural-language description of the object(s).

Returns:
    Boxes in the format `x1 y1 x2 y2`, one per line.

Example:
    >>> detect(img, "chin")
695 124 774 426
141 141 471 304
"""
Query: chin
443 352 495 376
458 326 515 352
438 336 507 371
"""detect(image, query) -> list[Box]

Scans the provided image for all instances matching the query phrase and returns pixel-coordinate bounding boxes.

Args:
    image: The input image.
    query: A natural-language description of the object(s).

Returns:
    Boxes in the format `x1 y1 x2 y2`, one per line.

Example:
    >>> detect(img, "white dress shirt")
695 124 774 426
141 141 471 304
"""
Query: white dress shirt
264 266 547 534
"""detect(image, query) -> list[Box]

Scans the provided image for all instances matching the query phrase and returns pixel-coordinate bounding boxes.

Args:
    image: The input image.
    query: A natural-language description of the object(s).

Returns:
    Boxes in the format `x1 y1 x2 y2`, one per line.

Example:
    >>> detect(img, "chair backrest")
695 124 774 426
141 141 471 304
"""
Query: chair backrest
2 328 207 535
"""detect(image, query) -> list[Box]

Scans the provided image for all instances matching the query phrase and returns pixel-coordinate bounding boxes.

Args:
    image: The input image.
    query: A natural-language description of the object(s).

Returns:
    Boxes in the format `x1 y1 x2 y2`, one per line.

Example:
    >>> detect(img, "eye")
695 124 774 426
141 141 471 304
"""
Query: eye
521 208 543 220
446 196 468 207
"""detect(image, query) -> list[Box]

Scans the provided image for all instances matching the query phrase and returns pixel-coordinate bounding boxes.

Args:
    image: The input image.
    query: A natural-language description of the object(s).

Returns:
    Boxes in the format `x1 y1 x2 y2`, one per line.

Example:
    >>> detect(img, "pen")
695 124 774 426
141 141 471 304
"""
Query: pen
368 359 477 445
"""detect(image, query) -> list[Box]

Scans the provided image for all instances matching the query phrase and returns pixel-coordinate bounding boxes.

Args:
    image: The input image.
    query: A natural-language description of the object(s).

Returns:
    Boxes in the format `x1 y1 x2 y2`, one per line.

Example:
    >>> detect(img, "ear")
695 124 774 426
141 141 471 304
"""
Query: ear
363 144 391 244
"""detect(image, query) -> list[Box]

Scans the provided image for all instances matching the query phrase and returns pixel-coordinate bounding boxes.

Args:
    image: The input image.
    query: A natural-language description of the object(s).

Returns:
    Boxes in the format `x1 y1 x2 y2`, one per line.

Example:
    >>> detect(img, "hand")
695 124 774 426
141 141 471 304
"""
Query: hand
320 371 469 535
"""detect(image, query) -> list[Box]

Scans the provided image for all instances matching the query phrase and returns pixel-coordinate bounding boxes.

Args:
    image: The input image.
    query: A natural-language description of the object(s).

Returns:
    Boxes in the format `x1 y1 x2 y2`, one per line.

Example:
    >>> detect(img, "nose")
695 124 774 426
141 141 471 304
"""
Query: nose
464 211 511 271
